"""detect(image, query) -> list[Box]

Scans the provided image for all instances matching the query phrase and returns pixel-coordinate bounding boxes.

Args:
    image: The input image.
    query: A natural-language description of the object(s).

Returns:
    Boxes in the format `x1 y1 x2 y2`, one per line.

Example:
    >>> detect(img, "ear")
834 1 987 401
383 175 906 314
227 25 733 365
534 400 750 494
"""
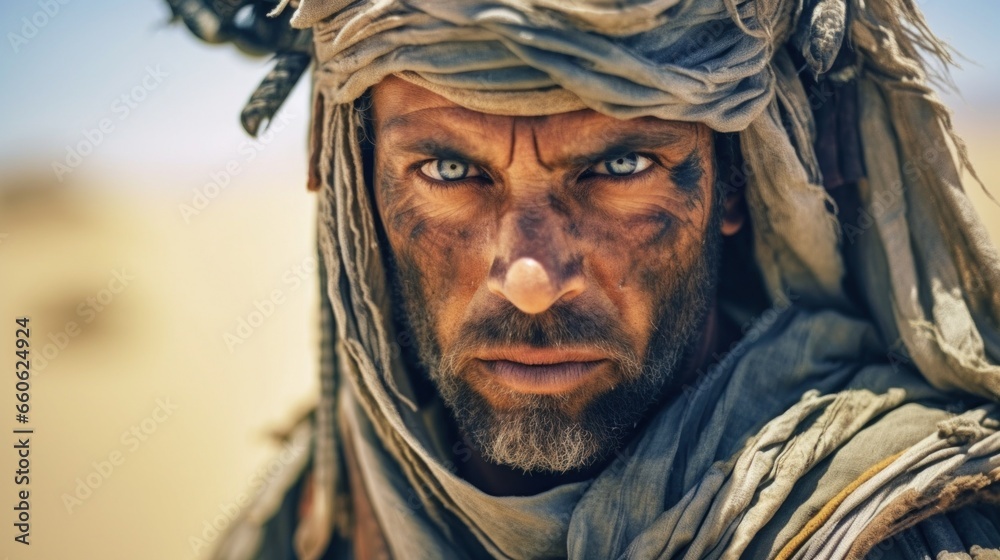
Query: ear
710 131 746 237
720 187 746 236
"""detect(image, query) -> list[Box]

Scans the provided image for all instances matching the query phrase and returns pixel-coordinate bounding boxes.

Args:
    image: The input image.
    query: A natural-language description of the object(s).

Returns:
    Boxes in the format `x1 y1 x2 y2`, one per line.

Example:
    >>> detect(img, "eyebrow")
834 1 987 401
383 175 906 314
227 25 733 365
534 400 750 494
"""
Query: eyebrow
402 138 471 160
559 128 690 169
378 108 499 164
395 137 493 170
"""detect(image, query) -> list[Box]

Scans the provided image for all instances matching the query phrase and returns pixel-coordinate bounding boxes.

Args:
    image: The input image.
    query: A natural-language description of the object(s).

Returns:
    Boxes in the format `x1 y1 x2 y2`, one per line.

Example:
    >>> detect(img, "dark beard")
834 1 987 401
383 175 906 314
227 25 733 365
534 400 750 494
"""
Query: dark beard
387 208 723 474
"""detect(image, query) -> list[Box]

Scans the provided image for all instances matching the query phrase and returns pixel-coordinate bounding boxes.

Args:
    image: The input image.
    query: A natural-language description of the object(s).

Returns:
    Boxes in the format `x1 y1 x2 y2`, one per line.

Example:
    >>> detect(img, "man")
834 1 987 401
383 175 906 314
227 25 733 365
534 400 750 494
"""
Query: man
168 1 1000 558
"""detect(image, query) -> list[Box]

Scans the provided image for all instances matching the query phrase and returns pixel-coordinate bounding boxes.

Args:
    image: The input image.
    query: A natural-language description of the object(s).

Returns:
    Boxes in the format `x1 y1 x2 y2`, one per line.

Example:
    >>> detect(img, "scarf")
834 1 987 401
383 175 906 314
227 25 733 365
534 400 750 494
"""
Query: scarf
177 1 1000 558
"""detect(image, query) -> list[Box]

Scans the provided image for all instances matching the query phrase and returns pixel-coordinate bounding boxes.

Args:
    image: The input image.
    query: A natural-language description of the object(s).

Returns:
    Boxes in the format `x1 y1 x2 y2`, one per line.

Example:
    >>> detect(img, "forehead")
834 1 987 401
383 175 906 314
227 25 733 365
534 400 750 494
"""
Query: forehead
370 76 704 159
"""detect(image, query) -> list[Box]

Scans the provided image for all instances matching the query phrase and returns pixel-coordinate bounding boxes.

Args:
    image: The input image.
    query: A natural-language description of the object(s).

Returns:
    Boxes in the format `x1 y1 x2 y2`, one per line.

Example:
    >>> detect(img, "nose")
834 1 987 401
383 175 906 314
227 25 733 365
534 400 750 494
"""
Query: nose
488 257 585 314
487 209 585 315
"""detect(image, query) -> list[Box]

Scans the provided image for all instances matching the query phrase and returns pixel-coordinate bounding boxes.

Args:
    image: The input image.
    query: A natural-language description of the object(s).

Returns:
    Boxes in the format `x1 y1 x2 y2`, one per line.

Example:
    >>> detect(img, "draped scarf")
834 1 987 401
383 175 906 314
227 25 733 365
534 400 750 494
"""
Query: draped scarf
198 1 1000 558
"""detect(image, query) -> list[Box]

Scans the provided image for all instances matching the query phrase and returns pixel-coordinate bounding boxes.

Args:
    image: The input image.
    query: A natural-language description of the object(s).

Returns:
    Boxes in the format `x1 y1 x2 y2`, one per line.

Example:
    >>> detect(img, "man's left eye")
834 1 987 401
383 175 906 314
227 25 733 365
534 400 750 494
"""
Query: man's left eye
589 153 653 177
420 159 483 182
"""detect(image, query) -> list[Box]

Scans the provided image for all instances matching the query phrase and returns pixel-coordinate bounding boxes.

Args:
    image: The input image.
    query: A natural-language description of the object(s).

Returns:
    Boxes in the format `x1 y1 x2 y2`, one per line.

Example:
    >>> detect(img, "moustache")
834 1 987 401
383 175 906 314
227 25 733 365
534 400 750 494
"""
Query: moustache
450 300 636 359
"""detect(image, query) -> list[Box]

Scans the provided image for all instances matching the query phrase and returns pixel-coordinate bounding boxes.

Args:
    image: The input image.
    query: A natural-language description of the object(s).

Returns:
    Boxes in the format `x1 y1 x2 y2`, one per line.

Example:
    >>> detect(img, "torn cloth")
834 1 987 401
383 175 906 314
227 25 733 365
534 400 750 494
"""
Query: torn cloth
187 0 1000 558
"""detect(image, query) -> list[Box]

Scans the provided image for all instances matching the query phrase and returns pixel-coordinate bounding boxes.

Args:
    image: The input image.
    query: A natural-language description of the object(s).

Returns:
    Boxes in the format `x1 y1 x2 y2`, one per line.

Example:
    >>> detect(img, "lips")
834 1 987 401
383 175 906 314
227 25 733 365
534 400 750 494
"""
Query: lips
475 346 608 394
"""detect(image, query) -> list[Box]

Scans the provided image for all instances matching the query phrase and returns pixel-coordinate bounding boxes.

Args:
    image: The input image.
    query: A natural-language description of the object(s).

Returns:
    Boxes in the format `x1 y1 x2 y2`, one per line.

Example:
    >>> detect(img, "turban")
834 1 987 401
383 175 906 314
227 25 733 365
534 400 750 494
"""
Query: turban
165 1 1000 558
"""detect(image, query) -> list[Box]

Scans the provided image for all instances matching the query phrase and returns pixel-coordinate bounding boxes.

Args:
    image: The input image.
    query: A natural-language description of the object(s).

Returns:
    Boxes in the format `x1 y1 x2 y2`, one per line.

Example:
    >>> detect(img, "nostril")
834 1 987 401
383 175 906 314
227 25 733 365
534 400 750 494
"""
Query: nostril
558 256 585 301
559 274 586 302
486 259 509 295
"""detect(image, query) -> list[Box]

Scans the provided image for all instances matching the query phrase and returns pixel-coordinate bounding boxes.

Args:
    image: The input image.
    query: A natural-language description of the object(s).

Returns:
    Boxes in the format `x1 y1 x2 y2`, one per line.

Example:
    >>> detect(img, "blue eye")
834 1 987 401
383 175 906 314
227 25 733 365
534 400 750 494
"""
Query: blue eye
589 153 653 176
420 159 482 182
438 159 467 180
606 154 637 175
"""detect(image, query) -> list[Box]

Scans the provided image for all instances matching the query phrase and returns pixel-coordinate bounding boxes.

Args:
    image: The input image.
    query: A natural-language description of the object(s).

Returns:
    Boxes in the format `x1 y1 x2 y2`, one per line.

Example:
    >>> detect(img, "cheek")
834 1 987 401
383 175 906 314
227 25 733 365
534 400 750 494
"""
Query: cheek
377 170 494 342
571 193 706 347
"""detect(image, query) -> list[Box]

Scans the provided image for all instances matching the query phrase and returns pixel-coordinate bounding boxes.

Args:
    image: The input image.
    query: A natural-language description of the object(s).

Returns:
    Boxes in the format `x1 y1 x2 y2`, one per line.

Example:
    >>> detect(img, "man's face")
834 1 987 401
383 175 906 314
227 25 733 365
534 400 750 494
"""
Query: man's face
371 76 726 473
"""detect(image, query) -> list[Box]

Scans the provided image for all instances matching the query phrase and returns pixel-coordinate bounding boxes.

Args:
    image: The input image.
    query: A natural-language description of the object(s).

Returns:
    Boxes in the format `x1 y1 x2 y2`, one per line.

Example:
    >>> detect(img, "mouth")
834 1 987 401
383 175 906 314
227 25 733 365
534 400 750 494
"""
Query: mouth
475 346 608 395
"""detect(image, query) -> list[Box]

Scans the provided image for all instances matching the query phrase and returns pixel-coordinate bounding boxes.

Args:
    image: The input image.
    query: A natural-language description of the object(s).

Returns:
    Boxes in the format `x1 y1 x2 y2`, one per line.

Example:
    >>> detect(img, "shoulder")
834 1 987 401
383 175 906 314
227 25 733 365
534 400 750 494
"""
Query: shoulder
745 398 1000 558
866 504 1000 560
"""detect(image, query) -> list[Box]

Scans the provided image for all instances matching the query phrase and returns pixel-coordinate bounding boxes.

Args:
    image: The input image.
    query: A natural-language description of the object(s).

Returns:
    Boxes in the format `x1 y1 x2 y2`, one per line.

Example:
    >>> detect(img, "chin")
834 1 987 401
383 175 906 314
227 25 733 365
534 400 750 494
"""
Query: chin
444 361 660 473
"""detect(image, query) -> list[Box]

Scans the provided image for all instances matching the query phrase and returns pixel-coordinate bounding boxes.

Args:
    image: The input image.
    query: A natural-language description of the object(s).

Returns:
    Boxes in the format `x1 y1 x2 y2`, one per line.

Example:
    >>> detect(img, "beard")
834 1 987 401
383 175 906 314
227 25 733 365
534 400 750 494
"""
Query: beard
387 207 723 474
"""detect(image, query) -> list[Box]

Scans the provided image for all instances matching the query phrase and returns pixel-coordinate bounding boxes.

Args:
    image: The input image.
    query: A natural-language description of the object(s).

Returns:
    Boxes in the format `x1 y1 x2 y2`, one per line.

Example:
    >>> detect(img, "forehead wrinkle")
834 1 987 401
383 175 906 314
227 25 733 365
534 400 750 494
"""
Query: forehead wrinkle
504 117 556 171
506 118 517 169
529 126 554 172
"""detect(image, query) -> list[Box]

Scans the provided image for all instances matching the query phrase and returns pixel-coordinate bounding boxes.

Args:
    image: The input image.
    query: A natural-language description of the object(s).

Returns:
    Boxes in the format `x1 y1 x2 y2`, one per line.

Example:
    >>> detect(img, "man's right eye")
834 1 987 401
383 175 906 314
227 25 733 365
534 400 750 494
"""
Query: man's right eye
420 159 482 182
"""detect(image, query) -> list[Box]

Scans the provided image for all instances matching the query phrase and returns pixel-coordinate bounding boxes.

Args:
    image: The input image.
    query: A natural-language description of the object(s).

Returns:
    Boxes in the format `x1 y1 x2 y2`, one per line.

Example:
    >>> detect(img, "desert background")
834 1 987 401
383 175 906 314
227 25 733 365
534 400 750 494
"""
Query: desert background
0 1 997 559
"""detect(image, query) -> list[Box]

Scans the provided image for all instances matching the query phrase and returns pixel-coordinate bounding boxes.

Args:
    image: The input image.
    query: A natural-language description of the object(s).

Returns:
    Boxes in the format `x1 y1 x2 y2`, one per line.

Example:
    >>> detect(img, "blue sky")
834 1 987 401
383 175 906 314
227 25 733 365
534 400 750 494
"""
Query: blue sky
0 0 996 190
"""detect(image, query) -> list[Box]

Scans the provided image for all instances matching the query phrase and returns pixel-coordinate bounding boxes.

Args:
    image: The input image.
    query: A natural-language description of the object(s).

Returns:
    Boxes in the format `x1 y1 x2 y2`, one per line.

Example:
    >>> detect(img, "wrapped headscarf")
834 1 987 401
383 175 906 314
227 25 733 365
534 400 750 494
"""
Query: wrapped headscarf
167 1 1000 558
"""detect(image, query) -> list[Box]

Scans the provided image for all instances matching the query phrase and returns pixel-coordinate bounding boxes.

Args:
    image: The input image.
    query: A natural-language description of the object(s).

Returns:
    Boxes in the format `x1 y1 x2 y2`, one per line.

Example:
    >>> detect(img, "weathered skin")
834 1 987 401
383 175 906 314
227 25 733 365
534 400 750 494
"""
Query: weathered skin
370 76 745 486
